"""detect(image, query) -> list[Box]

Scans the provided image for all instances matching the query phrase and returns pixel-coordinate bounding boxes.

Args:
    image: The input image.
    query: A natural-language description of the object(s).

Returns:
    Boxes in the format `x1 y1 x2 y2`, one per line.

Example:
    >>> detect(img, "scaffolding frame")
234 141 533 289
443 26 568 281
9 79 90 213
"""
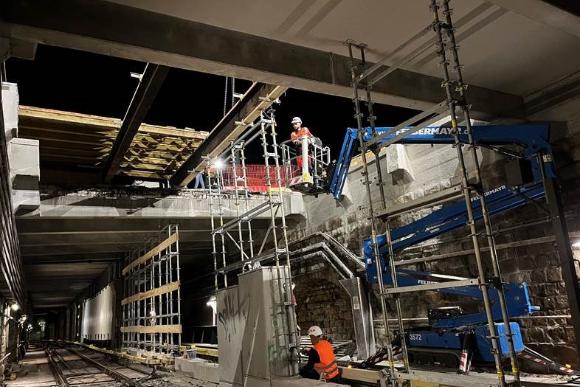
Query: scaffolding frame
121 225 181 355
346 0 519 385
208 108 300 374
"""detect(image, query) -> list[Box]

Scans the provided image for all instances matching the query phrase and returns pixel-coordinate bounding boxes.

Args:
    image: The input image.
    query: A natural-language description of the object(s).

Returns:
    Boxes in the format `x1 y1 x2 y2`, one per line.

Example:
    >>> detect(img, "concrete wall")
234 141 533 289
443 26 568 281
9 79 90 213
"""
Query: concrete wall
288 126 579 366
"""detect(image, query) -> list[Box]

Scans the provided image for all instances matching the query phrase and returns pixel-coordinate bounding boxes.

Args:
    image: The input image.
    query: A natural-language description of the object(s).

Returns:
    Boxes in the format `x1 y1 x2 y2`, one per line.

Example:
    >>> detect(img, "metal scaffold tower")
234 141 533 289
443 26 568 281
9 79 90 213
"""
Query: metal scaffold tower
121 225 181 357
346 0 519 385
208 107 299 374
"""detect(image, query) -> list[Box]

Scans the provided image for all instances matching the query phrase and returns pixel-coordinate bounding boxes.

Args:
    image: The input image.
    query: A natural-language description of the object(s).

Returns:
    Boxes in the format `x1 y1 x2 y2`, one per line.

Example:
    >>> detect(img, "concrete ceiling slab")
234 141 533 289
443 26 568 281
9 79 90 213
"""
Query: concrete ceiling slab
109 0 580 96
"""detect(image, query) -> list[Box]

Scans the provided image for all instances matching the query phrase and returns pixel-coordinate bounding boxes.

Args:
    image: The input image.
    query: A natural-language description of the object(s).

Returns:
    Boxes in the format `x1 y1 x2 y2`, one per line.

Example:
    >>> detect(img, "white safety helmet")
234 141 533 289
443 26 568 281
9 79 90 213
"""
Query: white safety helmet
308 325 323 337
291 117 302 125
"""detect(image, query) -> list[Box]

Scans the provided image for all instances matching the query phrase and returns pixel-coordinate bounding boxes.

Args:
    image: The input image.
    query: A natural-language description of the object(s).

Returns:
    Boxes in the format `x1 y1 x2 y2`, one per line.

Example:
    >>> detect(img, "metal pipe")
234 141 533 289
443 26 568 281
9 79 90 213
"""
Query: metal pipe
259 113 296 374
317 232 365 270
239 146 255 261
348 41 396 375
432 1 505 383
230 144 247 268
267 110 300 372
364 48 411 371
537 154 580 358
440 0 520 379
321 244 354 279
216 168 228 288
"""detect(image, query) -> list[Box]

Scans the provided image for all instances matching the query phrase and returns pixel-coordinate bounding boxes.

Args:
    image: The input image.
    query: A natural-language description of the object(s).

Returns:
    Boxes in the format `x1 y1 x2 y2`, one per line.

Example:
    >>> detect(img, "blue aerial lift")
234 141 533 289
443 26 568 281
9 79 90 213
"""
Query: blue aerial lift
294 124 577 374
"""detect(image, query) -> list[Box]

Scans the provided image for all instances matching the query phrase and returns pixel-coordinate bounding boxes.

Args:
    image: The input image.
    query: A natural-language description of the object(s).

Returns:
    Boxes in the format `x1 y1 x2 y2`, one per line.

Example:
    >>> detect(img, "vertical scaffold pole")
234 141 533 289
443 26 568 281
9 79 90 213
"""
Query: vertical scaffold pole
361 45 411 372
439 0 520 381
215 167 228 288
230 142 247 268
268 110 300 367
260 110 299 374
432 1 505 384
208 163 219 291
347 41 397 376
239 146 255 261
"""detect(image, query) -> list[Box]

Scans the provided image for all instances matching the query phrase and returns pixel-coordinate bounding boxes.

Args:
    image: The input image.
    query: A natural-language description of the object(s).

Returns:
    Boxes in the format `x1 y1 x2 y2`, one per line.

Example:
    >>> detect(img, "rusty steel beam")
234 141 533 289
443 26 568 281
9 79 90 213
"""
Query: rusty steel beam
170 82 287 187
103 63 169 182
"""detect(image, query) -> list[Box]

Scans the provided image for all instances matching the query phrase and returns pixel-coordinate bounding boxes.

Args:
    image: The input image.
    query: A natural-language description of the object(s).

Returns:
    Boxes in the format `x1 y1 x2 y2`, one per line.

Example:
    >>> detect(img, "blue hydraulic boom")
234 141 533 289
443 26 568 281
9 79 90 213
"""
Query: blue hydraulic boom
329 124 555 326
321 124 573 368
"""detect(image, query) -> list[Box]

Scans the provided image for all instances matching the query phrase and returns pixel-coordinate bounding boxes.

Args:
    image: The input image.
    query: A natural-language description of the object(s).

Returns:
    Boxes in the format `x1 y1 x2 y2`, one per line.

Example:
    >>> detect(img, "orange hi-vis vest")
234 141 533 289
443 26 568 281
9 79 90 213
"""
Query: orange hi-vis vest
313 339 339 380
291 126 312 142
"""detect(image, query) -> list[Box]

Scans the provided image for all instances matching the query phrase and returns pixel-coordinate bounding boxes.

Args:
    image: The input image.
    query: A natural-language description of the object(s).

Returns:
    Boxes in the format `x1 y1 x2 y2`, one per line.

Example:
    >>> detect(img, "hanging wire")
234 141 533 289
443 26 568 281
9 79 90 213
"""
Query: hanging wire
231 77 236 107
223 76 229 117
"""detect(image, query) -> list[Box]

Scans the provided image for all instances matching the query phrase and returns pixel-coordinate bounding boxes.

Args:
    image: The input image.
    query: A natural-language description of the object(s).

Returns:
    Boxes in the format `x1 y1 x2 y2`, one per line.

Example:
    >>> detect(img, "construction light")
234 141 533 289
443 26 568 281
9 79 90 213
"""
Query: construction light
10 302 19 312
206 296 217 326
206 296 217 310
213 159 225 170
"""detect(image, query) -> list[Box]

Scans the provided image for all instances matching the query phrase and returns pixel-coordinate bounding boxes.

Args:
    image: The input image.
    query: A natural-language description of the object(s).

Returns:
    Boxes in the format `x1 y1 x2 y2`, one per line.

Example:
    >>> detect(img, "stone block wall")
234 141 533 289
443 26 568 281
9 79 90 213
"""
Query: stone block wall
292 260 354 342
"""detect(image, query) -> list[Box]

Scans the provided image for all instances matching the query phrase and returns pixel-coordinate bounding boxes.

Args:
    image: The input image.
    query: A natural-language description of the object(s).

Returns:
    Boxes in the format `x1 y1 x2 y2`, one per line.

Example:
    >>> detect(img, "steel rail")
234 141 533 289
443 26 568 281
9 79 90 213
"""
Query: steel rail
46 348 70 387
67 347 144 387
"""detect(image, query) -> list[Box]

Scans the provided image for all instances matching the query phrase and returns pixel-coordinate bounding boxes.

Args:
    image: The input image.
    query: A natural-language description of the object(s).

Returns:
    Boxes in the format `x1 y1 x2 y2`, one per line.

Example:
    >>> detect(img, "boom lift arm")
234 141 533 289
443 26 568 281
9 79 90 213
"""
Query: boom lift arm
329 124 555 200
339 124 555 326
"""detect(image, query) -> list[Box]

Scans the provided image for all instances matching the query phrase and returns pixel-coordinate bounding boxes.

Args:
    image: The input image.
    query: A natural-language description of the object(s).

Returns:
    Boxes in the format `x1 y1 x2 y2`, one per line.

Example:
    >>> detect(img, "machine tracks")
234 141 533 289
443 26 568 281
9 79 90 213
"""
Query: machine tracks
45 344 152 387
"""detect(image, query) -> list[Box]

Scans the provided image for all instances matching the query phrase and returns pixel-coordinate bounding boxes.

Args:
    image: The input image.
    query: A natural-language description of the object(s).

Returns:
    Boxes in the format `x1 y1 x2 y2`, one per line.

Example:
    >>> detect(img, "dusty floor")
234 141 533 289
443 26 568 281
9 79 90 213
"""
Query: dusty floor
142 374 217 386
6 348 577 386
5 348 218 387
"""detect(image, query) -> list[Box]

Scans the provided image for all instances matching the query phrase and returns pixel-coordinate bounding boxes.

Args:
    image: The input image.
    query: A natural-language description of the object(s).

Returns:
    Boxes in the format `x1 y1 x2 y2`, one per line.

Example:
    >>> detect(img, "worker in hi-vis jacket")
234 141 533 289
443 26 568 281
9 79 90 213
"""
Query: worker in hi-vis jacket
299 325 341 382
290 117 313 169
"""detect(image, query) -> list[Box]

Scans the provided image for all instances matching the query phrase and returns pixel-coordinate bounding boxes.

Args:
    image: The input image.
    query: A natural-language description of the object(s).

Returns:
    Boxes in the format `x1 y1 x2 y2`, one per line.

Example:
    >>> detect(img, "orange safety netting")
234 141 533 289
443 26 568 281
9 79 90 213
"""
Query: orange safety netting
221 164 300 192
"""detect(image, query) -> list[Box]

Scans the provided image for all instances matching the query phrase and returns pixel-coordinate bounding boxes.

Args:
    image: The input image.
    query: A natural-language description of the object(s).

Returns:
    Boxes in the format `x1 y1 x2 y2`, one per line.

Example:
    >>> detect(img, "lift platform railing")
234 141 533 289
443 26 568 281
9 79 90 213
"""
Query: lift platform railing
280 136 331 188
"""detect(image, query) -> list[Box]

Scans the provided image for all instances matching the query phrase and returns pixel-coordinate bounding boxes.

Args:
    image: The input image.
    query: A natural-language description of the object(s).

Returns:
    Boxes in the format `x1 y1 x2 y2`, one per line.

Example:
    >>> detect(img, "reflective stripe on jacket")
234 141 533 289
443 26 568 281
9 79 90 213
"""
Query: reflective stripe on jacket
313 339 339 380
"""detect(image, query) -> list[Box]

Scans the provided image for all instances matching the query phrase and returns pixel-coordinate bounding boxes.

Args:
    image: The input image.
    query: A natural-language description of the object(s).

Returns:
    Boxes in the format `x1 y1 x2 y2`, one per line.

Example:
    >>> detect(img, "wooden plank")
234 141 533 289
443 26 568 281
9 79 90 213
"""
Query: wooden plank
120 324 182 334
122 233 178 275
121 281 180 305
19 105 208 140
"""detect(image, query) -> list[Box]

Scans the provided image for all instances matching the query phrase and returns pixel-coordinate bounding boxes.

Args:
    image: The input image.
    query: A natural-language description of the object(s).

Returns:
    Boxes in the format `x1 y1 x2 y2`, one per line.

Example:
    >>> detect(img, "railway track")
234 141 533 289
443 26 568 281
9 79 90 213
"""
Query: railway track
45 344 154 387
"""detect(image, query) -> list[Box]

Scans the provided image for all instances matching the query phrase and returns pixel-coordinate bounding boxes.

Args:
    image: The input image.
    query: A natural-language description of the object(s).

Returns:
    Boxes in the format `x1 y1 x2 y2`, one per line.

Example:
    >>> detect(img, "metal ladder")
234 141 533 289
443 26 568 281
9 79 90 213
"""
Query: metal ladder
207 108 300 376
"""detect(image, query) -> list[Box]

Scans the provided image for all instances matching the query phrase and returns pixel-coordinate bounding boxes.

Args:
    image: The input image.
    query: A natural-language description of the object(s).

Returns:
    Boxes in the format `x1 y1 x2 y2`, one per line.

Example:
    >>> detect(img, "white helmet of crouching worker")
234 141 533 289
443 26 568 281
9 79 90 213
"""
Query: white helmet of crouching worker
308 325 323 337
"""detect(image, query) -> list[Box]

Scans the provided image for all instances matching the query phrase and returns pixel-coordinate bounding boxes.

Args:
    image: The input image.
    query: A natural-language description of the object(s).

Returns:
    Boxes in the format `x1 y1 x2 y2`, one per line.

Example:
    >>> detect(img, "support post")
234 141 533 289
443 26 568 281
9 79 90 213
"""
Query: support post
439 0 520 380
432 1 505 384
540 157 580 356
347 41 398 375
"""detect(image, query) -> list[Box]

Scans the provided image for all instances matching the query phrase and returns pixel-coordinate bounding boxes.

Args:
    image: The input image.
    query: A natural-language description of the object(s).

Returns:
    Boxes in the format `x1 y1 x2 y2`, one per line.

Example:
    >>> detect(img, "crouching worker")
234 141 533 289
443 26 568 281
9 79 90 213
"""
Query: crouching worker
299 326 341 383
